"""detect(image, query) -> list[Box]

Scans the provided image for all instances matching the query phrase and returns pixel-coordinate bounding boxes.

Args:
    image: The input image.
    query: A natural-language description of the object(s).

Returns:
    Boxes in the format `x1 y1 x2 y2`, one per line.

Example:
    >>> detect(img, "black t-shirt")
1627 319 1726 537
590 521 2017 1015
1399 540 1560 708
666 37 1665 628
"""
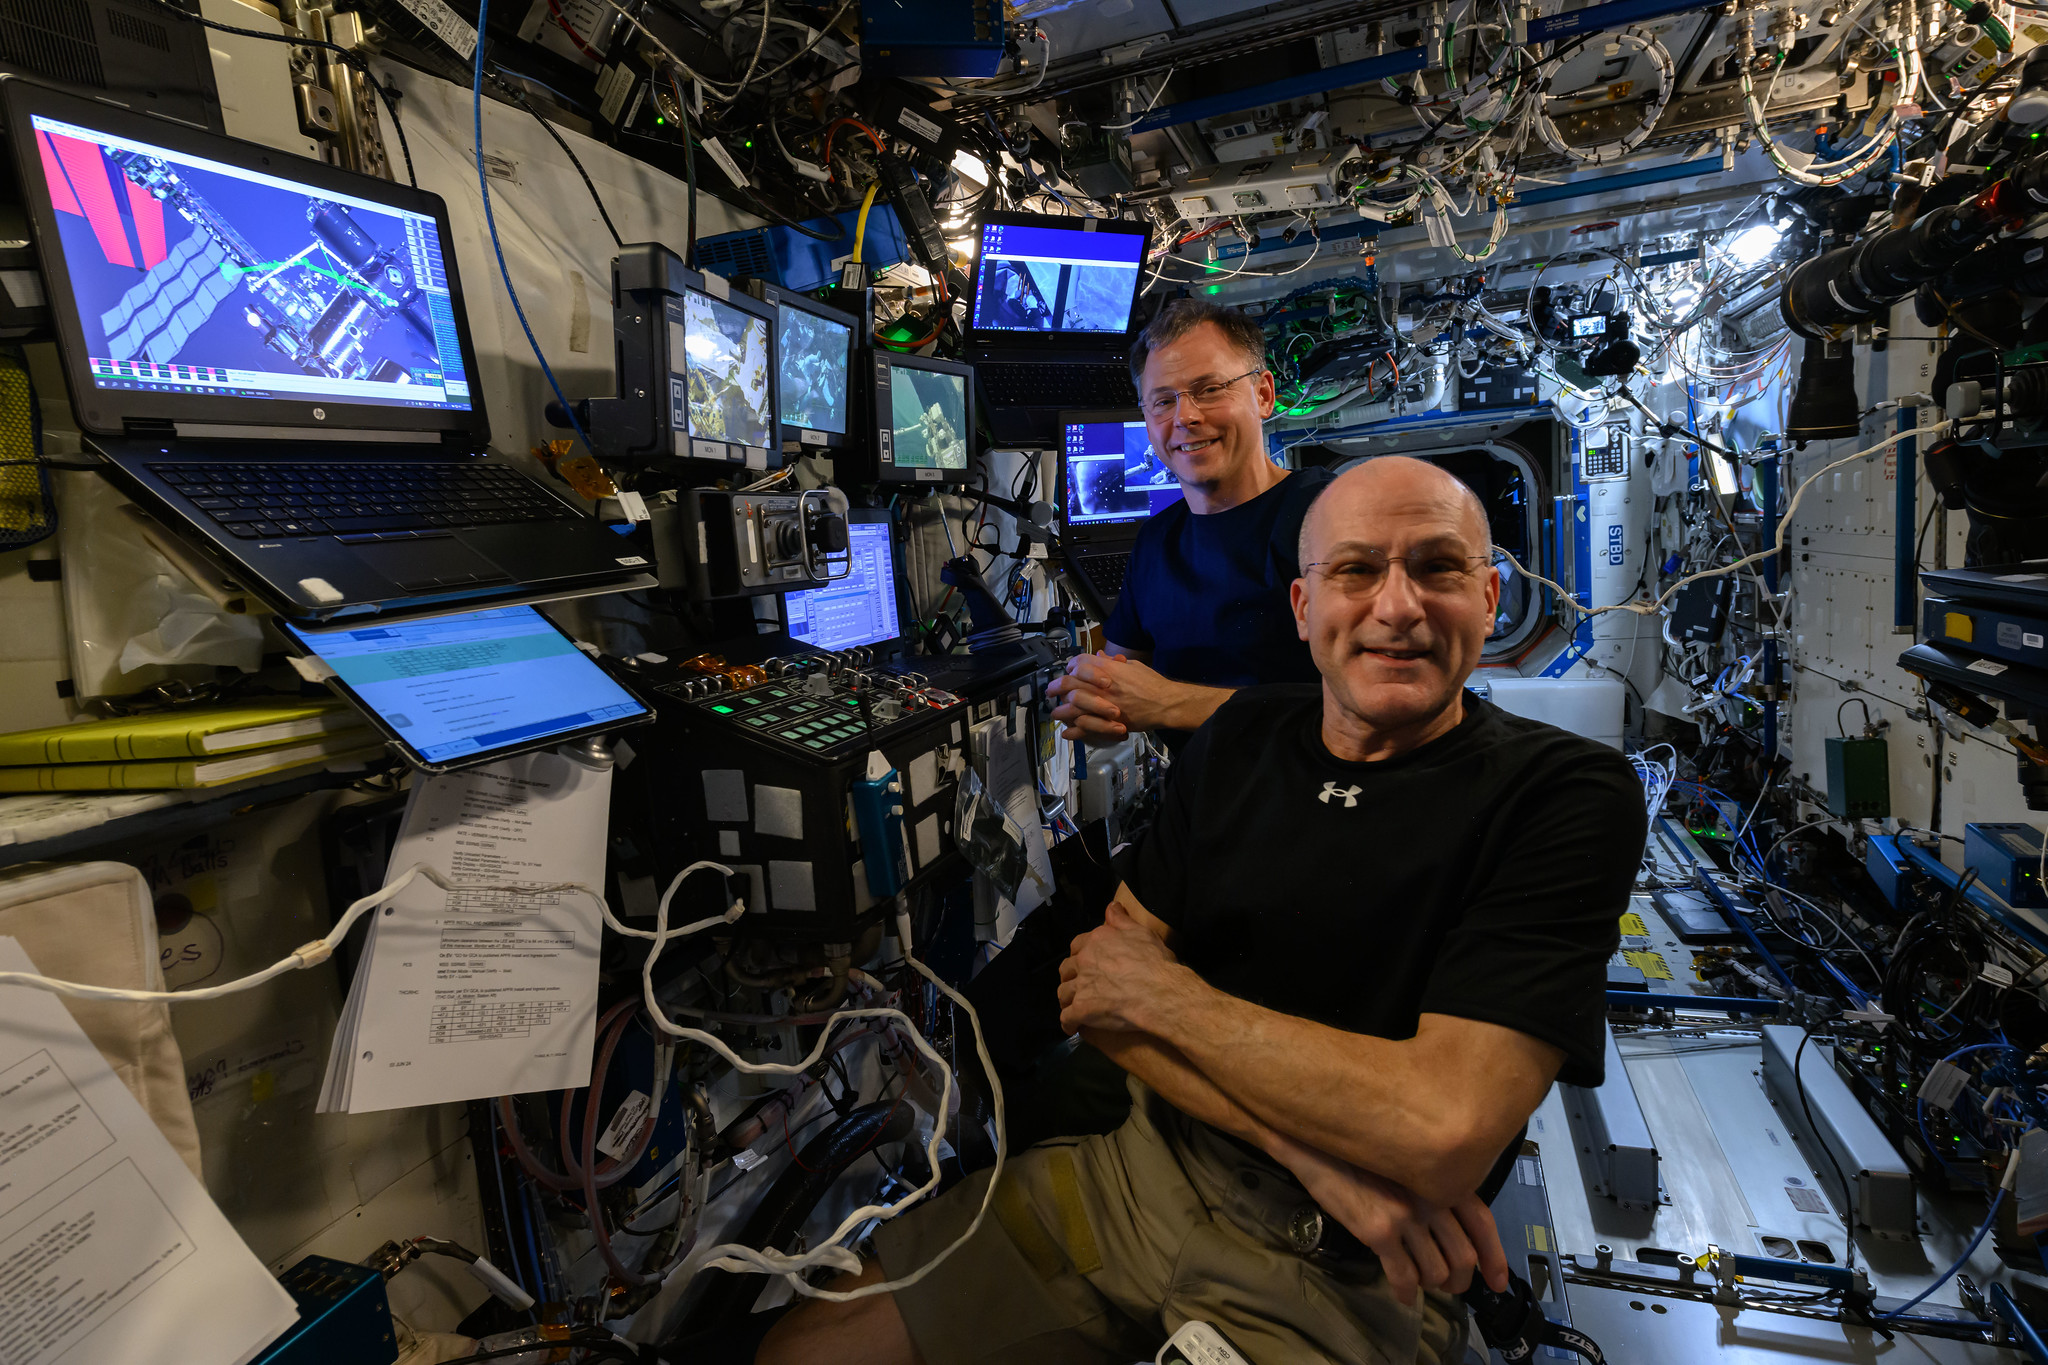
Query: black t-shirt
1102 466 1332 690
1122 686 1644 1089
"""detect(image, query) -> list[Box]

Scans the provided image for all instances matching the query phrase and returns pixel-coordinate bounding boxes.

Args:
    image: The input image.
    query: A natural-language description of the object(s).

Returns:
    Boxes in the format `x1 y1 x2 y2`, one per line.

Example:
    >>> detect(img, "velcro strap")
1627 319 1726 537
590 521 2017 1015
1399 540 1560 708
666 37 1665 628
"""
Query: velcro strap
992 1173 1064 1281
1047 1149 1103 1275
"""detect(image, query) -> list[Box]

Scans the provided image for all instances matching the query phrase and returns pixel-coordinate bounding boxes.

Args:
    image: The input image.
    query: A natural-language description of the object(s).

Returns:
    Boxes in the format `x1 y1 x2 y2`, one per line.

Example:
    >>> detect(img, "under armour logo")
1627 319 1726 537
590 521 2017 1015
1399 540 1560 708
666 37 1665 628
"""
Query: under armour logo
1318 782 1361 808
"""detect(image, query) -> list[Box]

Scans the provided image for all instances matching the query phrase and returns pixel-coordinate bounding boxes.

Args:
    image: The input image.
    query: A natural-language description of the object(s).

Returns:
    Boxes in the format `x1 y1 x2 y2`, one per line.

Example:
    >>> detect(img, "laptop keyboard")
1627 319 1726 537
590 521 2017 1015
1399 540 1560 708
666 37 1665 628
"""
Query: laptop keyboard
1080 551 1130 595
979 362 1137 408
148 462 575 540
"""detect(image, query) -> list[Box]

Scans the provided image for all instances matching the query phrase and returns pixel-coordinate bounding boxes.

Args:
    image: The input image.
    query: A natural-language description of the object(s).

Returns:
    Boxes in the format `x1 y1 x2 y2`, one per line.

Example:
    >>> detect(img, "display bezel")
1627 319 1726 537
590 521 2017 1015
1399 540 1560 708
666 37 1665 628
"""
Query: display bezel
3 76 491 444
782 508 908 652
750 280 859 450
668 273 781 469
964 210 1151 345
871 349 975 486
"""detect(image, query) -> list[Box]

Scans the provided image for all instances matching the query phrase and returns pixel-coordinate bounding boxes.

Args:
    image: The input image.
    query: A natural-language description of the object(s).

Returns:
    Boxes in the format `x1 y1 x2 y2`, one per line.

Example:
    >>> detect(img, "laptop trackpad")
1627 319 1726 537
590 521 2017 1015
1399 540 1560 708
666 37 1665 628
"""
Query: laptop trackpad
350 536 511 590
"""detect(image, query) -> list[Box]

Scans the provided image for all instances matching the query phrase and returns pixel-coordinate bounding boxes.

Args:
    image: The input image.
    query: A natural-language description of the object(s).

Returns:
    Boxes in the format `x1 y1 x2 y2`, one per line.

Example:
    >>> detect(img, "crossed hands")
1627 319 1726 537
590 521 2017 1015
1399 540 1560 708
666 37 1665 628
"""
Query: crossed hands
1046 650 1177 741
1267 1129 1511 1304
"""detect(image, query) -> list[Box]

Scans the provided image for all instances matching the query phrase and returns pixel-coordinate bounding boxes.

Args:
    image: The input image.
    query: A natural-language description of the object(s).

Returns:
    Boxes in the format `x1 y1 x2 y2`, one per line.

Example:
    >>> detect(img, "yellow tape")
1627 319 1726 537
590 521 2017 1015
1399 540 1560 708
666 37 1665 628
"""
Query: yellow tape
993 1172 1065 1281
1624 949 1673 980
1619 913 1649 937
1048 1150 1104 1275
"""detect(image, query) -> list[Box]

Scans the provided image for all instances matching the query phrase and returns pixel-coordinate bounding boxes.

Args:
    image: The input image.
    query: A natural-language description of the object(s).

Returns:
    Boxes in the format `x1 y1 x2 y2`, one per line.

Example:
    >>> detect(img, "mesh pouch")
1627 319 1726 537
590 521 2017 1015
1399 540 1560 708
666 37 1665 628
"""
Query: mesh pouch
0 345 52 550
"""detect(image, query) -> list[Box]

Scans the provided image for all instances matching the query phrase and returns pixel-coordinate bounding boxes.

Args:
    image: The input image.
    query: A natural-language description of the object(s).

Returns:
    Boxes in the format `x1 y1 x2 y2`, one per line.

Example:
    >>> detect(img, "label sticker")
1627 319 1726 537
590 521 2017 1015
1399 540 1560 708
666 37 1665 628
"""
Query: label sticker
897 108 943 144
702 137 751 188
393 0 477 57
615 489 649 522
744 446 768 470
916 467 940 480
692 439 727 461
616 555 650 567
1967 657 2010 676
1983 964 2015 989
699 270 730 301
800 428 826 445
1920 1060 1969 1112
2027 633 2044 649
596 1090 653 1159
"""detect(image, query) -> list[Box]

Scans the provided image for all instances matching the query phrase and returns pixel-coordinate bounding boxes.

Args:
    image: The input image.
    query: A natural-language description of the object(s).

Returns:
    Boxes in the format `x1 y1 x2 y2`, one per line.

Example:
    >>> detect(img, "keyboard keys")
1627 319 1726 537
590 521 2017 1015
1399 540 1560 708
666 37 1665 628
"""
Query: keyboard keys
145 461 572 538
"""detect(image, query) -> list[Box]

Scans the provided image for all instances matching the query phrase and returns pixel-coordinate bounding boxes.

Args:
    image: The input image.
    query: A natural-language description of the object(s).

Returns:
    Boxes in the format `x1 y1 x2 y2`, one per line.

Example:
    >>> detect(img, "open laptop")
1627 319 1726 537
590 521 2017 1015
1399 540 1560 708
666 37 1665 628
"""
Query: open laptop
4 77 654 623
1059 410 1183 613
965 211 1150 446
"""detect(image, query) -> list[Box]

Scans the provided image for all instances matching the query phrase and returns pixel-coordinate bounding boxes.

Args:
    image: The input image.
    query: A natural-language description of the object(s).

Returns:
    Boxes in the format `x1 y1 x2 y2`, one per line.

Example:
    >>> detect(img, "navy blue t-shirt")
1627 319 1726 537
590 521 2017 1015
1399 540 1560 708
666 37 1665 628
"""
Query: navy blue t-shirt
1102 465 1332 690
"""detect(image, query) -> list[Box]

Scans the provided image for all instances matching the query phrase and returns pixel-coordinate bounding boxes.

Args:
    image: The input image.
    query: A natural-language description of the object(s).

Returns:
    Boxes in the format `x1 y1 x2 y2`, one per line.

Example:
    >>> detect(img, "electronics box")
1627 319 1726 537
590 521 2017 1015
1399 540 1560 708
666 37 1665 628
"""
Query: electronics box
859 0 1007 77
633 677 971 942
698 204 911 293
1670 575 1734 645
251 1256 396 1365
1965 822 2048 907
1823 735 1890 819
1458 362 1541 411
1924 596 2048 671
586 243 782 470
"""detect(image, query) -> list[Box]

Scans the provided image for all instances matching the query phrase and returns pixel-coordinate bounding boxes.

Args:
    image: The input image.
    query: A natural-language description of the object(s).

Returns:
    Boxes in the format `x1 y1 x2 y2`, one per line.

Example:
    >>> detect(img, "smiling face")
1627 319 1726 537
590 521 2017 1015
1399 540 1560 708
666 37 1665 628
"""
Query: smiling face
1137 319 1276 498
1290 458 1501 757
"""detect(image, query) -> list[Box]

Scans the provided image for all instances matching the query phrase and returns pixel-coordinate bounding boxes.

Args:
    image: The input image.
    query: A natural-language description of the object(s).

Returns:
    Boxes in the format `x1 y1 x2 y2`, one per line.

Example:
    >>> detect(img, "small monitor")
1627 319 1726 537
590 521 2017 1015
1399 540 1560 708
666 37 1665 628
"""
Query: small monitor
1061 414 1184 526
872 350 974 485
1571 313 1608 339
586 245 780 469
5 77 486 441
967 211 1150 338
749 281 858 449
678 285 776 458
785 510 902 651
282 605 651 772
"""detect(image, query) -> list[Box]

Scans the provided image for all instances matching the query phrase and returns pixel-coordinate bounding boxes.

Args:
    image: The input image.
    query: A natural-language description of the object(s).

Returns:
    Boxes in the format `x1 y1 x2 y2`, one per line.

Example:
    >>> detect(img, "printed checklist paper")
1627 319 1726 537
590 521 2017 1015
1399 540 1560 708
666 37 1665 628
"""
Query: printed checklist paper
0 937 298 1365
320 749 611 1114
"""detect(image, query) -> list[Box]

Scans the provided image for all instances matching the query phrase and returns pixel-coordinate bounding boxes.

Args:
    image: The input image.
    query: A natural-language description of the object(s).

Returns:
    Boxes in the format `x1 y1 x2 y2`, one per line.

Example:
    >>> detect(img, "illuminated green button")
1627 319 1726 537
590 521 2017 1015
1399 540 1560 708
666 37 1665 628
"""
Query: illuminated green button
768 688 788 698
711 704 735 714
804 739 826 749
745 716 769 727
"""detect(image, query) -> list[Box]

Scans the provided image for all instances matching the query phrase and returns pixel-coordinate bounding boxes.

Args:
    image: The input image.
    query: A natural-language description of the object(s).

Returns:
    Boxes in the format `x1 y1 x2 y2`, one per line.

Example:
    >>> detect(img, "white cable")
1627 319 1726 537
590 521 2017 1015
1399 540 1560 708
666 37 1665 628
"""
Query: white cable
1502 421 1949 618
1533 27 1675 165
639 883 1006 1300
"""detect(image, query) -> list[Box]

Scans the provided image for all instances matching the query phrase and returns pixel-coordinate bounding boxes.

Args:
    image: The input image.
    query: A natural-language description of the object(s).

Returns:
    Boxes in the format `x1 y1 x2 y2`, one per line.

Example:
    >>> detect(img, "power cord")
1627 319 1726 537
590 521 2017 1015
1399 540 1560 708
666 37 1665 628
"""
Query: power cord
470 8 597 456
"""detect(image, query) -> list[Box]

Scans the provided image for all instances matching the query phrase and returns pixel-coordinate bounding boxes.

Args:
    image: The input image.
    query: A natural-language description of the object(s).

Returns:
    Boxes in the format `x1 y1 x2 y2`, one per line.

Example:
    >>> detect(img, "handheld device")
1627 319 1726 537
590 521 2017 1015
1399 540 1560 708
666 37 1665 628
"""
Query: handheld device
281 605 653 772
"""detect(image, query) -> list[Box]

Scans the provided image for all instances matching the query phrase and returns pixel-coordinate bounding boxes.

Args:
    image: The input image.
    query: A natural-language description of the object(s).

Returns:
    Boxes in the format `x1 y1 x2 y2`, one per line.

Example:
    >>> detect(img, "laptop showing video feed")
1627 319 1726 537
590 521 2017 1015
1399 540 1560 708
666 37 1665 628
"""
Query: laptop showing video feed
282 604 652 772
4 76 653 623
1059 410 1182 612
966 211 1150 446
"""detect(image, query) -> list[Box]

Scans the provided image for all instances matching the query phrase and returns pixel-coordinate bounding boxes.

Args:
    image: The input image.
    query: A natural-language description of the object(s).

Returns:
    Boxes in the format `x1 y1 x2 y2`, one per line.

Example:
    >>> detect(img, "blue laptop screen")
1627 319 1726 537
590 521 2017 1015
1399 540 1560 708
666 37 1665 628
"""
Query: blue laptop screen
786 518 902 651
1063 418 1184 526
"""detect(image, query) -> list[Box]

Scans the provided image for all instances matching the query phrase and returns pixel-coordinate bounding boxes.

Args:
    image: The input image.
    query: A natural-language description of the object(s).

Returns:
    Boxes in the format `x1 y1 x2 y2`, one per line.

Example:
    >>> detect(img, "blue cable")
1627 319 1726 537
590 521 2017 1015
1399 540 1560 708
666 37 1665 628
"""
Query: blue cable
484 1105 540 1321
1876 1187 2005 1321
470 6 596 455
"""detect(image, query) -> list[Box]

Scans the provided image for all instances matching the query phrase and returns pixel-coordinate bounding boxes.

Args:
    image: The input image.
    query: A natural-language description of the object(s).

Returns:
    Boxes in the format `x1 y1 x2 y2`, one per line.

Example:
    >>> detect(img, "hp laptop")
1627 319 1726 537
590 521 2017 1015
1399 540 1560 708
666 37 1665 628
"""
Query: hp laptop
4 77 654 623
965 211 1150 446
1058 410 1183 613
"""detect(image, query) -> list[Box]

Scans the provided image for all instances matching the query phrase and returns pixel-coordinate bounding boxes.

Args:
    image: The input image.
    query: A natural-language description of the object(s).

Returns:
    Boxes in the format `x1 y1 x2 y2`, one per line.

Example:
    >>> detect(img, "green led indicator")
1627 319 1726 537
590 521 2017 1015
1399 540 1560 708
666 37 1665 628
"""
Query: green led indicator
1206 285 1222 295
712 704 735 714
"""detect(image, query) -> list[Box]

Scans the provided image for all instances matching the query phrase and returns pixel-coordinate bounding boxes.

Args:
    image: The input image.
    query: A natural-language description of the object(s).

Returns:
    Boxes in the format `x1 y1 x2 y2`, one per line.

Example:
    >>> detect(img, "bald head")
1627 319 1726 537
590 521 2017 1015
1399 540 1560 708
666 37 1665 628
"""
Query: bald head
1298 456 1492 569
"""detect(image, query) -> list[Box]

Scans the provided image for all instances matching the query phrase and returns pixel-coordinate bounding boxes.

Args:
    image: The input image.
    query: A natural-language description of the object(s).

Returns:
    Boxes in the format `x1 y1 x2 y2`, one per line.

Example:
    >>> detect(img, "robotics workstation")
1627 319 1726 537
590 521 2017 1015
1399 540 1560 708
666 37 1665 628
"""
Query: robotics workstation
14 0 2048 1360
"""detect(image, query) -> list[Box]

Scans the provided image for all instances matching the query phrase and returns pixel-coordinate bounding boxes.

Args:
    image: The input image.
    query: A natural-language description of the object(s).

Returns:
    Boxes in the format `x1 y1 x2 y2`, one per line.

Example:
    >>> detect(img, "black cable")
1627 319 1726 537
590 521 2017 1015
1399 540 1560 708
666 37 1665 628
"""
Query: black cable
671 76 698 268
1793 1028 1861 1273
140 0 415 186
436 1334 640 1364
499 80 623 247
1837 697 1873 737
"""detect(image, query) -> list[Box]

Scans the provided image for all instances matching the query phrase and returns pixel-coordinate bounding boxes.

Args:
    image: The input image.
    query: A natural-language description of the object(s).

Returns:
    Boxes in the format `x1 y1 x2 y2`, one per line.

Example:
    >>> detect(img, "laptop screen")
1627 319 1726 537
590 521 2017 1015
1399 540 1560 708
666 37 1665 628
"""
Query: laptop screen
786 515 902 651
971 220 1145 335
1063 418 1185 527
283 606 648 766
28 111 473 414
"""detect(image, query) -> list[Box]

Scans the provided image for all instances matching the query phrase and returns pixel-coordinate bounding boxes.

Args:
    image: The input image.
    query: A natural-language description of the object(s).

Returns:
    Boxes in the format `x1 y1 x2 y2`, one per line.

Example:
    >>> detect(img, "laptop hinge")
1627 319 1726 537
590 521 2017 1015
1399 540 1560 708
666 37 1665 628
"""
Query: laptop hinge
121 418 177 439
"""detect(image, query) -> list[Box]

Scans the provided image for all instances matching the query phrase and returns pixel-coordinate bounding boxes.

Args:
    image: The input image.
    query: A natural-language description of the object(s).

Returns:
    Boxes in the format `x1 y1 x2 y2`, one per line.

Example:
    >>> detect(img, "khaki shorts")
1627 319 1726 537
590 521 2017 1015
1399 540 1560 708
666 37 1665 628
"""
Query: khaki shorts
872 1080 1464 1365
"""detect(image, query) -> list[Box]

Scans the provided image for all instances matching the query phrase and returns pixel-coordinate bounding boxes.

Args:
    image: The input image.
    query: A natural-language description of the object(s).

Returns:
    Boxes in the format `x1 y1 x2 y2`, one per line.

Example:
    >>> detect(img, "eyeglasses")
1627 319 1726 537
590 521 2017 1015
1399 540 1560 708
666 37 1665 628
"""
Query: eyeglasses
1142 369 1264 418
1303 548 1499 598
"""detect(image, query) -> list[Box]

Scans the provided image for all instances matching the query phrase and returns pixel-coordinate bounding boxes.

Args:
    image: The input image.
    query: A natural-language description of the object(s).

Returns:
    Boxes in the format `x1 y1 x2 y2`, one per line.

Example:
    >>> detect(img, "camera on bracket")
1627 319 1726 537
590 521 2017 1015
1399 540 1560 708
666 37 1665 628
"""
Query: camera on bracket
657 487 852 599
